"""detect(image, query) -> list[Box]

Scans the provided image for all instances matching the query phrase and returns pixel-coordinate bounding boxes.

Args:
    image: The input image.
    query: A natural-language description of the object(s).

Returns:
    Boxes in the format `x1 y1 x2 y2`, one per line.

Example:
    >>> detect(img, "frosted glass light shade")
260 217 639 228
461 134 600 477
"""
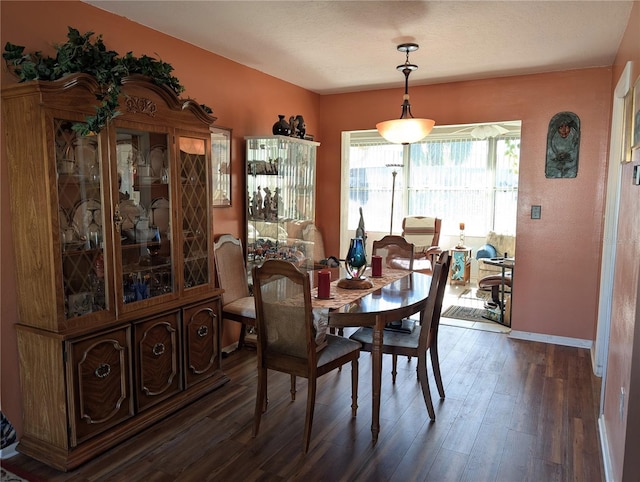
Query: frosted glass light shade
376 118 435 144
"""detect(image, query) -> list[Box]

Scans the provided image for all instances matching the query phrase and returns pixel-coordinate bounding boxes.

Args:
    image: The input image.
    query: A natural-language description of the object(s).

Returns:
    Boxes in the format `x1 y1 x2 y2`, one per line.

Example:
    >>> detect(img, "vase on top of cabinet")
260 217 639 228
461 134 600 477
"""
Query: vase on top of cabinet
2 73 229 471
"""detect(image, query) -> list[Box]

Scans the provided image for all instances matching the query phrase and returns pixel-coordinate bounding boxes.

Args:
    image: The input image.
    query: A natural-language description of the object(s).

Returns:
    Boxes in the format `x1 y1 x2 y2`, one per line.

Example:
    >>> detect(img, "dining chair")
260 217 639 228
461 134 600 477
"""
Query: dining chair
252 259 361 453
372 235 416 333
401 216 443 274
349 251 451 420
372 234 415 271
213 234 256 349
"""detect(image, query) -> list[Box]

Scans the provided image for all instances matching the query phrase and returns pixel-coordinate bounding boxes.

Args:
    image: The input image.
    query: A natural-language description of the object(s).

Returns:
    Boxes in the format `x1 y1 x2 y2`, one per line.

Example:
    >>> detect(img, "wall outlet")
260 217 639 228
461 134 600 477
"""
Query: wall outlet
531 205 542 219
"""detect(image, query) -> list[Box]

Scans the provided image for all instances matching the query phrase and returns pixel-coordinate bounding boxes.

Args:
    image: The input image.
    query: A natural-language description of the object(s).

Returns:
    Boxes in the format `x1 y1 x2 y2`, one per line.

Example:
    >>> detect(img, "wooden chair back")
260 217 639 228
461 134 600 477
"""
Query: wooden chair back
402 216 443 274
402 216 441 250
214 234 256 349
372 235 415 271
214 234 250 305
252 259 316 367
419 251 451 354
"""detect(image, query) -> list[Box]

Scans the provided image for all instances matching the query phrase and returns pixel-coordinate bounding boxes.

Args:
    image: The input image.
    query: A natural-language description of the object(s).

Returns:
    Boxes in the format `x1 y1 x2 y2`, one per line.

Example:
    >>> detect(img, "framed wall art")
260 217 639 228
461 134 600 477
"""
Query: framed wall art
211 126 231 207
632 75 640 151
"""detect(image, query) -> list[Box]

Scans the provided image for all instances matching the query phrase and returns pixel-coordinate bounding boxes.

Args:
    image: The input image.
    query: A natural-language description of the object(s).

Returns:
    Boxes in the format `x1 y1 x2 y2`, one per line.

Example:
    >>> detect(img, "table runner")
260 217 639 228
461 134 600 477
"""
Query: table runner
311 268 410 310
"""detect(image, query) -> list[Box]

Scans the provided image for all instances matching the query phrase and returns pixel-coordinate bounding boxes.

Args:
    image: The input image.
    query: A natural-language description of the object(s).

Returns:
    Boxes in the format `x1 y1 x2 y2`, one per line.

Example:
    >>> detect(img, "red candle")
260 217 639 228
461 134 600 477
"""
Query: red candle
318 270 331 298
372 255 383 277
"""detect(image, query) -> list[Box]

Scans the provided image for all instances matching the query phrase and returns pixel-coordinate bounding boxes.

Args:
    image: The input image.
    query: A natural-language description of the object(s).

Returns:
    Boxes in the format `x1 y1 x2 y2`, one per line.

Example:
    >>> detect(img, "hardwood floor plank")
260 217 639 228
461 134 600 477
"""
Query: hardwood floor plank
538 376 566 465
390 396 464 481
3 325 605 482
510 362 546 435
424 447 469 481
528 457 564 482
441 369 500 455
460 422 509 482
496 428 537 481
482 392 517 426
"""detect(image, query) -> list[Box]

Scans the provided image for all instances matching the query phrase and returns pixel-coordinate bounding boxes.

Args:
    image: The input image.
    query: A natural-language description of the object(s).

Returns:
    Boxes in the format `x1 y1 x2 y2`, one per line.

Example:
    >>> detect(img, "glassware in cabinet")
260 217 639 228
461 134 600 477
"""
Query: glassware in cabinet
115 128 174 307
245 135 319 276
54 119 109 320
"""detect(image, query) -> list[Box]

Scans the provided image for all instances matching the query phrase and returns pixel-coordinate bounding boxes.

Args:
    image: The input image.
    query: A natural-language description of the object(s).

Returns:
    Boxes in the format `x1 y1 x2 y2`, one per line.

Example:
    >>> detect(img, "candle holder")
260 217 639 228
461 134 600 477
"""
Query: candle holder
457 222 466 248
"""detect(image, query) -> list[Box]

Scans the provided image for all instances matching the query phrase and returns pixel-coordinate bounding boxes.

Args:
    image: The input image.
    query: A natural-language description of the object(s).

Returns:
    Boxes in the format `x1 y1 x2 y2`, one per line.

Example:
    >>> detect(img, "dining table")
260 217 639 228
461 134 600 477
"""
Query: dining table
310 267 433 443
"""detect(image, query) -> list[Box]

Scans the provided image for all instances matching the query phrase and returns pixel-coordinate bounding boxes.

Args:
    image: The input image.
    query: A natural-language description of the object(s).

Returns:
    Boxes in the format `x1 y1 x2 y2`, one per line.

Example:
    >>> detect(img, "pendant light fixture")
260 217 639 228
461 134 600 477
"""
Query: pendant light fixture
376 43 435 144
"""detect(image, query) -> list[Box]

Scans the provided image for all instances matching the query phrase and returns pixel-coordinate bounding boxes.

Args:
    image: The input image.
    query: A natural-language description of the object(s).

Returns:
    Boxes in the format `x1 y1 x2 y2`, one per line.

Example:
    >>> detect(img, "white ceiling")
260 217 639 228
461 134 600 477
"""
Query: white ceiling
86 0 634 95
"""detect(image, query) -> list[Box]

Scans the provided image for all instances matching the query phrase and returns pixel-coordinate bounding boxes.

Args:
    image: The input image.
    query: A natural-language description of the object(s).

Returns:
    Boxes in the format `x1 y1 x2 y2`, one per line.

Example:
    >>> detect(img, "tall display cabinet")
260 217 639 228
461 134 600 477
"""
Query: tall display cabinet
2 74 228 471
245 135 320 278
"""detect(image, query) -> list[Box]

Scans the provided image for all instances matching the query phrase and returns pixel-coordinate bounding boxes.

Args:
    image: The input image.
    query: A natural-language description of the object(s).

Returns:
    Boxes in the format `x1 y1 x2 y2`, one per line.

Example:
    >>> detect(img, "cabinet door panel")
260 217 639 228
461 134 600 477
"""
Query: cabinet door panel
134 312 181 411
179 135 214 293
245 135 319 279
183 300 220 388
67 327 133 446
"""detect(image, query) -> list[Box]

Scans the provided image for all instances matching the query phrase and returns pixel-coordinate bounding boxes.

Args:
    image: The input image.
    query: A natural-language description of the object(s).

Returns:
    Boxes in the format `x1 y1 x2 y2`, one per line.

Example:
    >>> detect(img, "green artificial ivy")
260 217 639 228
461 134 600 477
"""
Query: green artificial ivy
3 27 211 135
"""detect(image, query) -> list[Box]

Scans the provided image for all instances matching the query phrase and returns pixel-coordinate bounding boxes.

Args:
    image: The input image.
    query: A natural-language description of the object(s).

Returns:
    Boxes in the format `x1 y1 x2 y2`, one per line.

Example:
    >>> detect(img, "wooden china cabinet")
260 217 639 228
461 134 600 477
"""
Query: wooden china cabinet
2 74 228 471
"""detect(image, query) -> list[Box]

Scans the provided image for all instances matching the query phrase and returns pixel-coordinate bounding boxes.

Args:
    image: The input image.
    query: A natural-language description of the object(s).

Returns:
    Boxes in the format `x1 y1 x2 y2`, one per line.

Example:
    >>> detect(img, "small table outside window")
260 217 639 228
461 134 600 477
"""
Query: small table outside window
449 247 472 285
481 257 515 325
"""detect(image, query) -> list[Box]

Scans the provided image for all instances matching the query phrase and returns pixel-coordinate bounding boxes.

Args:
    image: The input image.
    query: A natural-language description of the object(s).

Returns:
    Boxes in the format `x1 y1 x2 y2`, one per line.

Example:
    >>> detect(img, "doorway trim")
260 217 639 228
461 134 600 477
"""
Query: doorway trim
594 61 634 381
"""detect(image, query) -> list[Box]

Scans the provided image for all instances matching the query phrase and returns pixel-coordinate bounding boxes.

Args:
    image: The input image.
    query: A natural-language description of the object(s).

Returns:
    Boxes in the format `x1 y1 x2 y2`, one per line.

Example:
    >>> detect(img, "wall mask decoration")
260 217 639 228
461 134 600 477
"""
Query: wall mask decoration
545 111 580 178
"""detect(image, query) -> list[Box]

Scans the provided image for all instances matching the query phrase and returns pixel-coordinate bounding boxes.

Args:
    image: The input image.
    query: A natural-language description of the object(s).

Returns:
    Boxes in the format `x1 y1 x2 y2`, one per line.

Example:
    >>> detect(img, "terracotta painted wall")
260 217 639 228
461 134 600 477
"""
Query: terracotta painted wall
317 69 612 341
604 3 640 481
0 0 319 437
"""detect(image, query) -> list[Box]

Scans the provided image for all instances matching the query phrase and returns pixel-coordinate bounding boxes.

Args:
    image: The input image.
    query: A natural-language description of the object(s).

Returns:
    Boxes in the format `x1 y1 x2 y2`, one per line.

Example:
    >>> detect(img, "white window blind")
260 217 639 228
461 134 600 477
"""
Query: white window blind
343 123 520 239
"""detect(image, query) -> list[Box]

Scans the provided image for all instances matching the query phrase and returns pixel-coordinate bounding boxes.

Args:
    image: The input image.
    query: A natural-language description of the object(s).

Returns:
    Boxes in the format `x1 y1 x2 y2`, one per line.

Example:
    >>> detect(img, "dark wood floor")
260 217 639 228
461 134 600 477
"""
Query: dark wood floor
3 324 604 481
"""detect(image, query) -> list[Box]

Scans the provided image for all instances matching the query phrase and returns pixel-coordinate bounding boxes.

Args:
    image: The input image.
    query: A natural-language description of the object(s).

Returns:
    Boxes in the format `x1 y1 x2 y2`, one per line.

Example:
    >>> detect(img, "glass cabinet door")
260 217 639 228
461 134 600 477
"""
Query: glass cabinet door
115 128 174 307
55 119 108 320
245 136 319 275
179 136 211 290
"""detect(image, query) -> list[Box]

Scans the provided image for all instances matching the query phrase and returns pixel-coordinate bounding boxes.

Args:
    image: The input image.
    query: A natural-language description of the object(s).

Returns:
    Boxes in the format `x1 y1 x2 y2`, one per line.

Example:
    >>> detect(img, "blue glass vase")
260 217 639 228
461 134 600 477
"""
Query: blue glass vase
345 237 367 279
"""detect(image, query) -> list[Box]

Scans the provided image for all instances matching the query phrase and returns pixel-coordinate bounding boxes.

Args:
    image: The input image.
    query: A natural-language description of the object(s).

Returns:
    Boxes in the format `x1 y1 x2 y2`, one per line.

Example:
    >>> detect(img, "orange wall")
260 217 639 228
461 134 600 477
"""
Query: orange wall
318 69 612 341
604 2 640 481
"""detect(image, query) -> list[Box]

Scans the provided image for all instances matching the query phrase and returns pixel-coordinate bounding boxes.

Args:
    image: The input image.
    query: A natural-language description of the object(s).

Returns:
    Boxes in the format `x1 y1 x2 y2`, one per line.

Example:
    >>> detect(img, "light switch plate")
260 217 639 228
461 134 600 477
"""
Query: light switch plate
531 205 541 219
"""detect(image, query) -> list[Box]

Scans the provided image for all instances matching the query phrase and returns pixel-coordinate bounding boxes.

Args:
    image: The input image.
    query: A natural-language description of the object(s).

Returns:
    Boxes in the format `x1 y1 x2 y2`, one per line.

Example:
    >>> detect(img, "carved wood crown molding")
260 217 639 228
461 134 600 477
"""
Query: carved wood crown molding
125 96 157 117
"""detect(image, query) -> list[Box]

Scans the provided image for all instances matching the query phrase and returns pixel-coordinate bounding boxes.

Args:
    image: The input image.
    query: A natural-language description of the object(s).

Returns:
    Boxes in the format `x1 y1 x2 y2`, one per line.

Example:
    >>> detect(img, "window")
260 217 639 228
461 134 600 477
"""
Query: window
342 122 520 246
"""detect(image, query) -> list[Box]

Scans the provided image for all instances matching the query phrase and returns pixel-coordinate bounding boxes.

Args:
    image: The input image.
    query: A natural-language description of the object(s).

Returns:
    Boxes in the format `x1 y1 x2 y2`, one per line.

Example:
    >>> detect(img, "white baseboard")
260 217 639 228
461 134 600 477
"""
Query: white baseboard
591 344 604 377
508 330 592 349
0 441 18 460
599 415 614 482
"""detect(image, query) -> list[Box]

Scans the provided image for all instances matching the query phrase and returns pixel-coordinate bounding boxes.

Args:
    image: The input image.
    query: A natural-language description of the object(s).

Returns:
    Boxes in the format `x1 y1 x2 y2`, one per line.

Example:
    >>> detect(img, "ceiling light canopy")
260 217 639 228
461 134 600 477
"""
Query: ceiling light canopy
376 43 435 145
